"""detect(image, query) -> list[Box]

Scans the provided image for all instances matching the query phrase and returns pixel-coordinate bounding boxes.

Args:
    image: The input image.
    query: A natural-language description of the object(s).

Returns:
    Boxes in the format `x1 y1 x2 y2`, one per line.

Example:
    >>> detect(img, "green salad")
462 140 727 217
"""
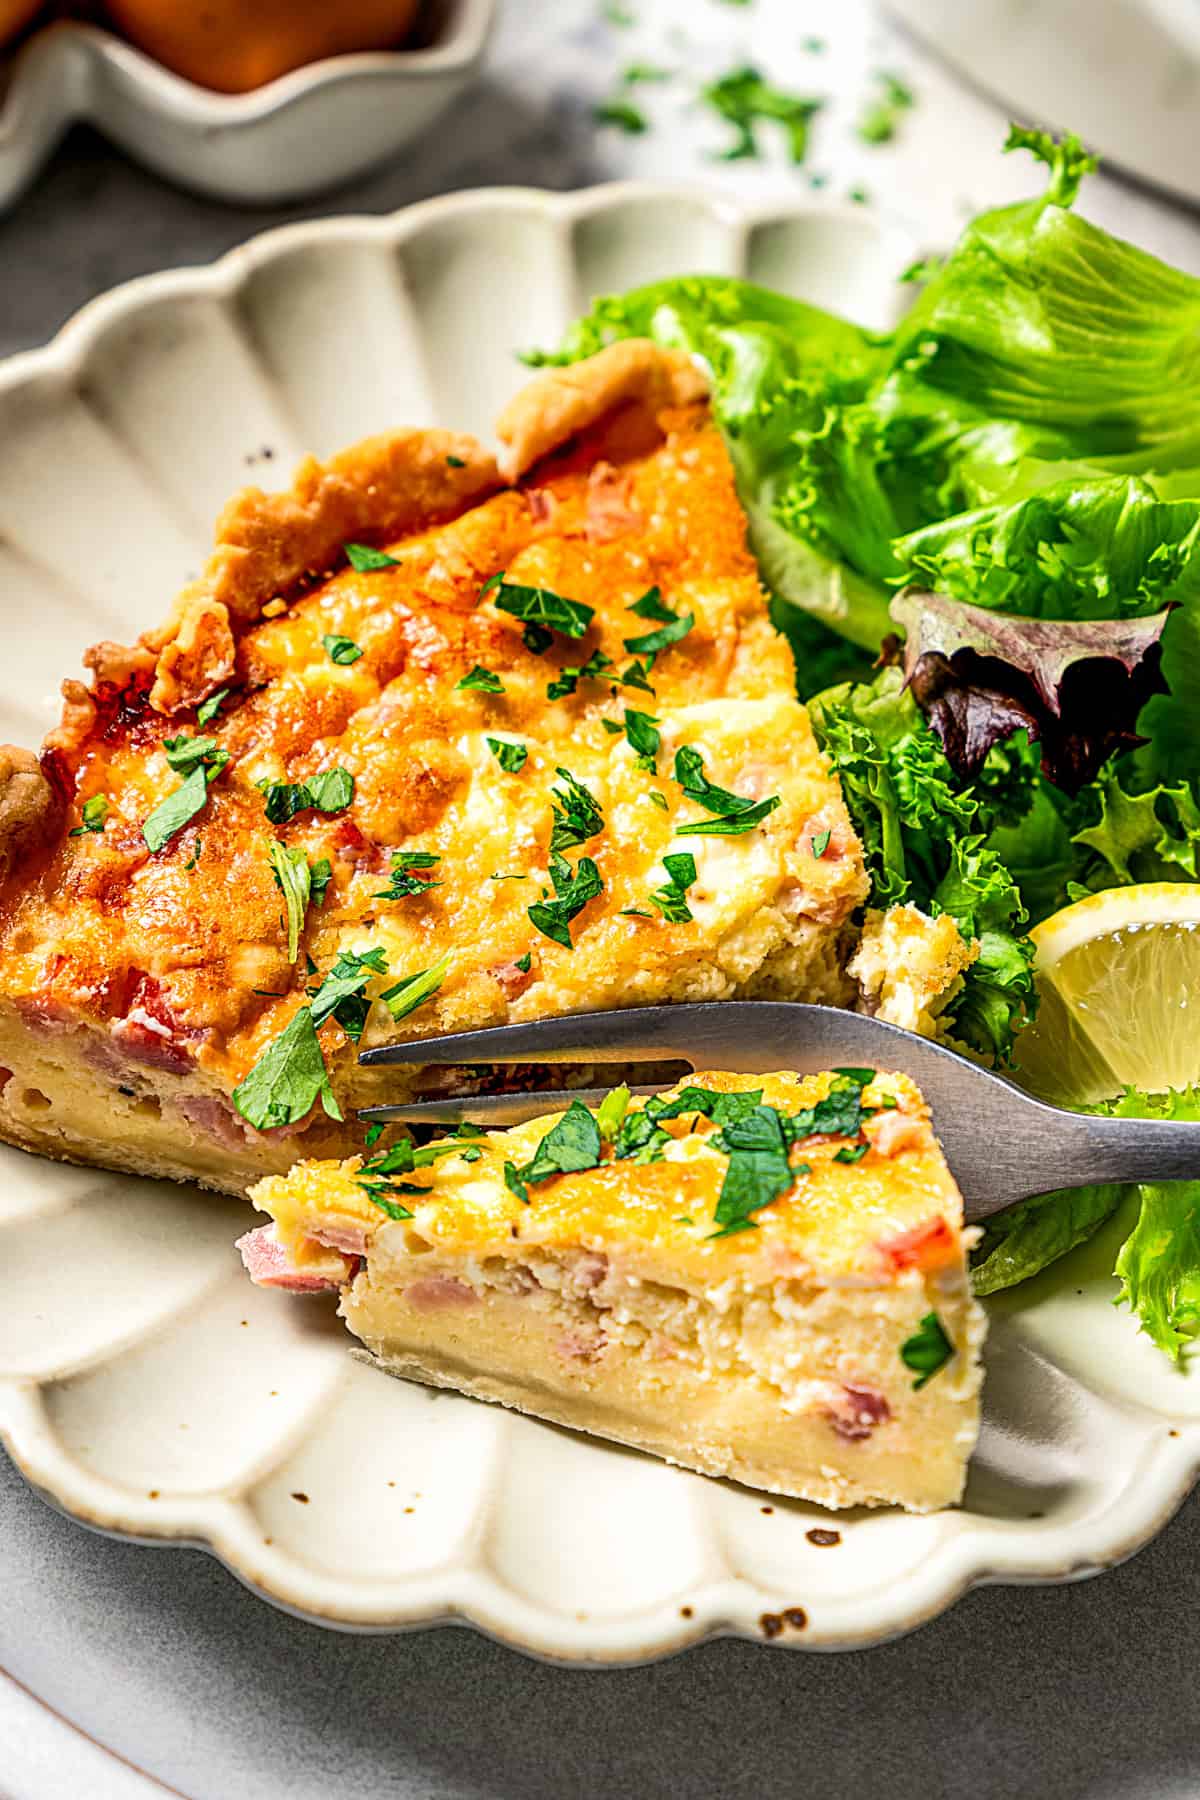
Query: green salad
536 127 1200 1358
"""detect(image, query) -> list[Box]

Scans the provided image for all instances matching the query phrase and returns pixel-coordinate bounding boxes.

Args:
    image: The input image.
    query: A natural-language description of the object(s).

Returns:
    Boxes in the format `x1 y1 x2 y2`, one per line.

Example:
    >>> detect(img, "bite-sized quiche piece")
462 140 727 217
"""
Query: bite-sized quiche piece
0 345 873 1195
242 1069 986 1510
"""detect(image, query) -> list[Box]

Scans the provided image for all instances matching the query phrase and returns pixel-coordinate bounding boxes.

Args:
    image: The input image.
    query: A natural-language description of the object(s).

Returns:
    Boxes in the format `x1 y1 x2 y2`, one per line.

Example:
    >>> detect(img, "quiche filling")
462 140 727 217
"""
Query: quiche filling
242 1069 986 1510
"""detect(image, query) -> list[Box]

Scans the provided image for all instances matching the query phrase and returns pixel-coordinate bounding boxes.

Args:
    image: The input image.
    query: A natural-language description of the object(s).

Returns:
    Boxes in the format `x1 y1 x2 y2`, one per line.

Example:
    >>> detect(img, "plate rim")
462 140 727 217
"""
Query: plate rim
0 178 1197 1662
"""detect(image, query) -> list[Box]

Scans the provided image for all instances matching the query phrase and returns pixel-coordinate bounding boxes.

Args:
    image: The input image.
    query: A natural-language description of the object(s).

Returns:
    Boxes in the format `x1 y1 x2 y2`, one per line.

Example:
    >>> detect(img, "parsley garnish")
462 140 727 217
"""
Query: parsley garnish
143 765 212 853
184 837 202 870
375 849 441 901
834 1143 869 1164
811 829 831 858
648 850 697 922
457 666 505 694
489 577 595 648
620 905 652 918
163 733 228 779
196 688 229 726
323 634 363 665
527 851 603 948
900 1312 953 1389
364 1121 385 1150
546 649 613 701
612 1106 669 1163
622 707 660 772
507 1100 603 1200
380 951 451 1022
514 952 532 973
710 1106 804 1237
702 66 822 164
647 791 669 812
490 872 528 883
356 1136 463 1215
308 945 389 1041
259 767 354 824
619 660 656 694
857 71 914 146
446 454 466 468
70 794 108 836
549 768 604 852
612 1087 762 1165
791 1073 872 1142
345 542 399 572
594 99 647 134
622 590 694 664
672 745 780 836
267 840 316 961
309 857 332 908
488 737 528 773
232 1007 343 1130
596 1085 631 1141
600 718 623 736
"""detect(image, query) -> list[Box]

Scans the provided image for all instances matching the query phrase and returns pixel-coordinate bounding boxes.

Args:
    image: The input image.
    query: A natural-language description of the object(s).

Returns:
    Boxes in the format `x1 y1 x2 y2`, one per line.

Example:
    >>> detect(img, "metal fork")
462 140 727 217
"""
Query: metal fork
359 1001 1200 1224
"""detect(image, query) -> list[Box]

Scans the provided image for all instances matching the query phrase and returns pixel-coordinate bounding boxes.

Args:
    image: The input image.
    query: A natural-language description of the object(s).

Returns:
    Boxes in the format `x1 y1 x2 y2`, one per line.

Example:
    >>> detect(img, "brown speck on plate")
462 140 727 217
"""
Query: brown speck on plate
291 1492 310 1504
240 1320 248 1327
760 1505 774 1515
404 1507 414 1514
759 1606 807 1638
147 1489 159 1500
679 1605 694 1619
1170 1428 1181 1437
806 1528 841 1547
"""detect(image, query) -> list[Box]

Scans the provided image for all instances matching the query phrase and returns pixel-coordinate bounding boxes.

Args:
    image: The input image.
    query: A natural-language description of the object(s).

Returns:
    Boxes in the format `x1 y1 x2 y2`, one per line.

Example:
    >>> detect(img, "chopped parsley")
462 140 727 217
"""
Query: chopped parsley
457 665 505 694
364 1121 385 1150
612 1106 669 1164
857 72 915 146
487 737 528 773
506 1099 603 1202
546 649 613 700
489 576 595 648
811 829 831 858
622 590 694 664
652 1086 764 1127
527 851 603 948
900 1312 953 1389
309 857 332 908
345 542 399 572
232 1006 343 1131
70 794 108 836
594 99 647 134
356 1137 463 1215
446 454 466 468
380 950 451 1022
143 765 212 853
514 952 532 973
596 1085 631 1142
791 1072 873 1142
196 688 229 726
622 707 660 772
647 791 669 812
323 634 363 665
267 840 317 961
375 849 441 901
834 1143 870 1164
549 767 604 852
259 767 354 824
701 66 822 164
620 906 652 918
600 718 623 736
163 733 228 779
711 1105 804 1238
673 745 780 836
308 945 389 1041
618 660 657 694
648 850 697 922
184 837 202 870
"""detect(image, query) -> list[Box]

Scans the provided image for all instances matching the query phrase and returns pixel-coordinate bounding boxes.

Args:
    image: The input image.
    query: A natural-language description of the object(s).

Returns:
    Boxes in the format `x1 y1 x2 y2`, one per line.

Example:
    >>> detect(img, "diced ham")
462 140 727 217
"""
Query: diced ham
877 1215 958 1273
177 1093 255 1152
113 975 201 1074
492 957 535 1001
556 1330 605 1362
526 488 556 524
825 1384 892 1443
309 1220 370 1256
236 1224 344 1293
570 1251 608 1292
585 463 641 542
404 1275 478 1311
15 994 78 1036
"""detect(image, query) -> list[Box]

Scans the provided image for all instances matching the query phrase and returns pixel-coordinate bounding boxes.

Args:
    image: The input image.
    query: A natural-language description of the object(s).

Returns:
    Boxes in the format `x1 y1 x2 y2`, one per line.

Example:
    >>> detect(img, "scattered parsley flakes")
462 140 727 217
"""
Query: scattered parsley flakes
196 688 229 726
622 707 660 772
622 593 694 664
375 849 441 901
833 1066 875 1086
363 1121 385 1150
594 99 647 134
527 851 603 949
345 542 399 572
70 794 108 836
549 767 605 852
900 1312 953 1389
490 871 528 883
710 1105 803 1237
323 634 363 665
647 791 669 812
702 66 822 164
618 659 657 694
546 648 613 701
508 1099 603 1198
488 737 528 773
833 1143 870 1164
620 905 652 918
612 1106 669 1164
143 764 212 853
309 945 389 1041
268 840 316 962
309 857 332 908
792 1074 871 1143
857 71 915 146
673 745 780 836
514 952 532 973
232 1006 343 1131
504 1161 530 1203
457 665 505 694
487 576 594 650
596 1085 632 1142
259 766 354 824
380 950 451 1022
600 718 623 736
163 733 228 779
446 454 466 467
184 837 202 870
648 850 697 923
811 828 831 858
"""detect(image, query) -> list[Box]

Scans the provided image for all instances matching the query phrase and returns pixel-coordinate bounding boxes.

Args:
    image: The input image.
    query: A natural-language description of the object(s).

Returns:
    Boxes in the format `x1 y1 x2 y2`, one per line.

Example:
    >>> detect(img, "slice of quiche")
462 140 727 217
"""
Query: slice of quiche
0 343 890 1195
241 1068 986 1511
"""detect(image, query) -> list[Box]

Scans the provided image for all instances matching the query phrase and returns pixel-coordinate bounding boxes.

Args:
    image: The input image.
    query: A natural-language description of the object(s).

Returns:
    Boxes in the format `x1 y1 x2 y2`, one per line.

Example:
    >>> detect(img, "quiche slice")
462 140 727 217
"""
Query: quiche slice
0 343 884 1195
241 1068 986 1511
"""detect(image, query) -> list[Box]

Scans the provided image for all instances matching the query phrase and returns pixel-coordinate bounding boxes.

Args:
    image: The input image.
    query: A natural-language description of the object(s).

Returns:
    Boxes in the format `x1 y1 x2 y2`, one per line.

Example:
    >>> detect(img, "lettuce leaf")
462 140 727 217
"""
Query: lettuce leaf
971 1179 1127 1296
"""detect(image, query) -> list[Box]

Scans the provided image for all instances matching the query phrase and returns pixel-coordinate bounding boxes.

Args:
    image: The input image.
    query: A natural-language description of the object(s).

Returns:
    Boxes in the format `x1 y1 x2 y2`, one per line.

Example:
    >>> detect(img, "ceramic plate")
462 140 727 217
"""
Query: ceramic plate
0 183 1197 1663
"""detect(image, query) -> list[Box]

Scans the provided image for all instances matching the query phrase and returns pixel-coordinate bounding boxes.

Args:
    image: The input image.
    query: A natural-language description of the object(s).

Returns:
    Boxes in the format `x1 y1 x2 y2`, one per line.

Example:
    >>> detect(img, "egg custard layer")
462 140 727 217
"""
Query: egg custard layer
243 1070 986 1511
0 344 872 1196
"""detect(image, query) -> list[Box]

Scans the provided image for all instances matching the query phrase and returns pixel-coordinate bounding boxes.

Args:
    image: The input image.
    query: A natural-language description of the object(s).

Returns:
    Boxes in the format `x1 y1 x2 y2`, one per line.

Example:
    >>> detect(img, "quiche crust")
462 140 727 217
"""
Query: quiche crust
244 1070 986 1510
0 349 881 1194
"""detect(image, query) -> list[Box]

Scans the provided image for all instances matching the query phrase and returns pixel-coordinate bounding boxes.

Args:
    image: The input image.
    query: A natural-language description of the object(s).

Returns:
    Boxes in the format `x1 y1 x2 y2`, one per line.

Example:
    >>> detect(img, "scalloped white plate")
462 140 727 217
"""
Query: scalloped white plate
0 183 1198 1662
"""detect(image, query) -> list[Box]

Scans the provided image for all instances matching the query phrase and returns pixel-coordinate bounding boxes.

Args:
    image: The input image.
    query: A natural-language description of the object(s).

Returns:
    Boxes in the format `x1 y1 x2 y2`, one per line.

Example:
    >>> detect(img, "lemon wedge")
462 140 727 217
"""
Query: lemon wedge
1014 883 1200 1106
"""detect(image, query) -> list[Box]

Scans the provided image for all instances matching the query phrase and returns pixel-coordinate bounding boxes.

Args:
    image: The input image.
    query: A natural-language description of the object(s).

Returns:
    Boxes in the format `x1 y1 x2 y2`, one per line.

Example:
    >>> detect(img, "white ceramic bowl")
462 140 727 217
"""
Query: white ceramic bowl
0 0 495 208
0 182 1197 1663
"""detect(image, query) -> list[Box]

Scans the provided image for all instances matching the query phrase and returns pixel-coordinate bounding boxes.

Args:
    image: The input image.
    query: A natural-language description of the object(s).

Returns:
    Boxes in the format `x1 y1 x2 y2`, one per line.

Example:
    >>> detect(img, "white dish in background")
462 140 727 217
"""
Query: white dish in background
0 0 495 209
887 0 1200 208
0 182 1196 1662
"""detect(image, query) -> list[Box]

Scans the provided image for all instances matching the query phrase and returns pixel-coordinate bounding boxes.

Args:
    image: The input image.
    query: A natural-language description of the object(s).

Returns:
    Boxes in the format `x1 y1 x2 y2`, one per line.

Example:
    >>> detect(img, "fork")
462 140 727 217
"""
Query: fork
358 1001 1200 1224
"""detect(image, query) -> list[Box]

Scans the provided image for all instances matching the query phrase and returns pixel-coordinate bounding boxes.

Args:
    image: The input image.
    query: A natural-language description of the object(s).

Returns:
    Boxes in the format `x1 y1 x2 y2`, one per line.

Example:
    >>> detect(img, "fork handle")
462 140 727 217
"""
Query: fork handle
1034 1110 1200 1198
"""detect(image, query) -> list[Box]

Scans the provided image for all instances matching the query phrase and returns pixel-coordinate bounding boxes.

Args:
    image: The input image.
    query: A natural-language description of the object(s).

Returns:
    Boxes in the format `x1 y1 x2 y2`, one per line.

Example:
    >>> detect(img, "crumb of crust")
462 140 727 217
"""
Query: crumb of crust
0 744 63 878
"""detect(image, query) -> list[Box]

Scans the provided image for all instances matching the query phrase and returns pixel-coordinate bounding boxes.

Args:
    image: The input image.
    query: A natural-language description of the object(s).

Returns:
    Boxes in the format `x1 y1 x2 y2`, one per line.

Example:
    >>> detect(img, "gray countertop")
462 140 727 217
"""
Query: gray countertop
2 4 1200 1794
